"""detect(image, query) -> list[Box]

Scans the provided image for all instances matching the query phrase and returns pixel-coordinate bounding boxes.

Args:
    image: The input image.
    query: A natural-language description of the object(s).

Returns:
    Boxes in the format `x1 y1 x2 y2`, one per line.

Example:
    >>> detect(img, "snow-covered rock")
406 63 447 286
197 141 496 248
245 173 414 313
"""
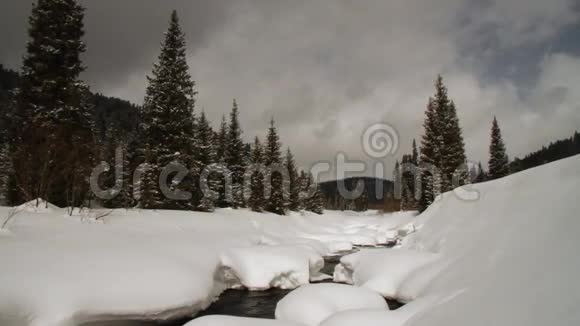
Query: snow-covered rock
219 245 324 290
333 248 439 299
275 283 388 326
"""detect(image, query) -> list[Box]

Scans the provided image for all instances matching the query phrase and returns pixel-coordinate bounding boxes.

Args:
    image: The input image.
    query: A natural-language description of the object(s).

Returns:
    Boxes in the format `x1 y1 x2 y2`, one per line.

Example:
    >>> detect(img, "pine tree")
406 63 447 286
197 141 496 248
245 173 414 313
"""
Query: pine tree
419 76 468 212
475 161 486 183
439 100 469 190
488 116 509 180
393 160 402 200
411 139 419 165
196 111 217 212
12 0 95 207
285 148 300 211
213 115 229 208
401 153 419 211
419 98 441 212
301 172 324 214
225 100 246 208
138 10 197 209
264 118 288 215
249 137 265 212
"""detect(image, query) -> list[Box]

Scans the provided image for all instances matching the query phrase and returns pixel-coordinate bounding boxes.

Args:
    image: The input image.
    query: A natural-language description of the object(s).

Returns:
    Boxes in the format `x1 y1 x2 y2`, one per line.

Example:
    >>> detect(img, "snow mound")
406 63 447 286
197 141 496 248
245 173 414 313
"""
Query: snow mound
333 248 438 299
185 315 303 326
326 155 580 326
0 204 406 325
219 245 324 290
15 199 59 213
275 283 388 326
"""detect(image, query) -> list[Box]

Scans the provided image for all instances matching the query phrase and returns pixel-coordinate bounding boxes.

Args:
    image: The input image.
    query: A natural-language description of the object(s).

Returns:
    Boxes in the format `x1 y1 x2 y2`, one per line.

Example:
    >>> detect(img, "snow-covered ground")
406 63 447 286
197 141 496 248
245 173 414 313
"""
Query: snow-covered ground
3 155 579 326
0 203 412 326
326 155 580 326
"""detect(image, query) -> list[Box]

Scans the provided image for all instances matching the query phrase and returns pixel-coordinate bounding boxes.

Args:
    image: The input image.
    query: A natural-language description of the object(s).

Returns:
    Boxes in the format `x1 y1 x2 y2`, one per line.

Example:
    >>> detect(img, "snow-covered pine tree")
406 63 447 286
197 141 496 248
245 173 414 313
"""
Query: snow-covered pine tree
225 100 246 208
475 161 486 183
196 111 217 212
12 0 95 207
285 148 300 211
302 172 324 214
393 159 402 200
264 118 288 215
216 115 228 164
488 116 509 180
213 115 229 208
439 100 469 190
419 97 442 212
412 139 419 165
400 153 419 211
100 127 132 208
249 137 265 212
138 10 197 210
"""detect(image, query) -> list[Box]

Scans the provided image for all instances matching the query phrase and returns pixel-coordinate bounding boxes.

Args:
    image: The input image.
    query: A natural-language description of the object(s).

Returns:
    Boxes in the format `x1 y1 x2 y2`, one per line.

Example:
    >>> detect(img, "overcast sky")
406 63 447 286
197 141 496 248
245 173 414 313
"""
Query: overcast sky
1 0 579 180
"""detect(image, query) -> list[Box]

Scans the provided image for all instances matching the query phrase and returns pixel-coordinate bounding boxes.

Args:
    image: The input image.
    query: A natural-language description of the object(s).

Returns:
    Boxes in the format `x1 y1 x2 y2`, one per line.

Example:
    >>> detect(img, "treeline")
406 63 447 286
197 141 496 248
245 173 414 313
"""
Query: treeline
510 131 580 173
0 1 324 215
319 177 393 211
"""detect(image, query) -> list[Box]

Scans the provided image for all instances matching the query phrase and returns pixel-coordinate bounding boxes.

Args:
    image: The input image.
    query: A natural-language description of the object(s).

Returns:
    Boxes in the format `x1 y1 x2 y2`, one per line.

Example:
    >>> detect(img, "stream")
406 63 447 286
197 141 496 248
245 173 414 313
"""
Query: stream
94 246 402 326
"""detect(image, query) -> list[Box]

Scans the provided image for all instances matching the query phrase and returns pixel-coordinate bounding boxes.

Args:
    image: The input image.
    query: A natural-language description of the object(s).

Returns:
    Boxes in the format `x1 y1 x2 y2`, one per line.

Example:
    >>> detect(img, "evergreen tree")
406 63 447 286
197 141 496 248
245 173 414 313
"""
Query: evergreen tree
213 115 229 207
216 115 228 163
248 137 265 212
301 172 324 214
264 118 288 215
475 161 486 183
225 100 246 208
419 76 468 212
12 0 95 207
285 148 300 211
411 139 419 165
393 159 402 200
439 100 469 190
196 111 217 212
101 128 132 208
419 98 441 212
137 10 197 209
488 116 509 180
401 154 419 211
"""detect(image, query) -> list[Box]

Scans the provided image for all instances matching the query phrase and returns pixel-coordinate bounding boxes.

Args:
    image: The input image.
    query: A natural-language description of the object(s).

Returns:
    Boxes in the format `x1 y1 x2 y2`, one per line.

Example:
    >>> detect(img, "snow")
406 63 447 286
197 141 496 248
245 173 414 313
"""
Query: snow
185 315 303 326
275 283 388 326
4 153 577 326
319 295 438 326
333 248 439 299
328 155 580 326
219 245 324 290
0 205 409 326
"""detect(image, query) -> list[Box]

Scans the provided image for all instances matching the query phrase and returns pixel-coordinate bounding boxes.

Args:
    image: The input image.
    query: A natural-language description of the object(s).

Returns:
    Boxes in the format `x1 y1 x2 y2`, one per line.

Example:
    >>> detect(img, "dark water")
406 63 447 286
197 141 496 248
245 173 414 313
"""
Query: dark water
95 246 402 325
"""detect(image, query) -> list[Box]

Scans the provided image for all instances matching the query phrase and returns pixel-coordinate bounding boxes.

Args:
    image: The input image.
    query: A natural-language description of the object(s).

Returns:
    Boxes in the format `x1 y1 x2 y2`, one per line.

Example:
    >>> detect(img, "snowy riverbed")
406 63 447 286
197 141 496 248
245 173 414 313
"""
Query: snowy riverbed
0 203 412 326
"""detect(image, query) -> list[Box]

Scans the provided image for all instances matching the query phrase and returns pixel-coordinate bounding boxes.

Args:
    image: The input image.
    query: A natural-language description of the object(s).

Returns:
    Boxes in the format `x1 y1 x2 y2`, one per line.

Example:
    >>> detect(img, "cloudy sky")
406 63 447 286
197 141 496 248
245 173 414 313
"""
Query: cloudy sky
1 0 579 180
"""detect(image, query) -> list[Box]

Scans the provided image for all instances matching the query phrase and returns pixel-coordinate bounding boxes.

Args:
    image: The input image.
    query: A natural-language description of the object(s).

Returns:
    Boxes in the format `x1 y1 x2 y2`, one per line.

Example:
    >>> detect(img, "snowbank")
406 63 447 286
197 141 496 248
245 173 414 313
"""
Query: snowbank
328 155 580 326
275 283 388 326
333 248 438 299
0 204 407 326
219 245 324 290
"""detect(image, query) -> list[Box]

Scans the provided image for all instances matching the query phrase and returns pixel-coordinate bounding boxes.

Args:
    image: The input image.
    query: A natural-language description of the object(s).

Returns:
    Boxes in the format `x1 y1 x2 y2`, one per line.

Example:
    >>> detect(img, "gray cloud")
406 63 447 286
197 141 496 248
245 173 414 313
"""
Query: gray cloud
1 0 579 180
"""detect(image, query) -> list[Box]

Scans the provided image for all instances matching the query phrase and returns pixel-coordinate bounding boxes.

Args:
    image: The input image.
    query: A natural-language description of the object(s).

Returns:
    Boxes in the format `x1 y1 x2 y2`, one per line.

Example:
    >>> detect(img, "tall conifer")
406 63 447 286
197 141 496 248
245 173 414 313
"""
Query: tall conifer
13 0 94 207
138 10 197 209
488 117 509 180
